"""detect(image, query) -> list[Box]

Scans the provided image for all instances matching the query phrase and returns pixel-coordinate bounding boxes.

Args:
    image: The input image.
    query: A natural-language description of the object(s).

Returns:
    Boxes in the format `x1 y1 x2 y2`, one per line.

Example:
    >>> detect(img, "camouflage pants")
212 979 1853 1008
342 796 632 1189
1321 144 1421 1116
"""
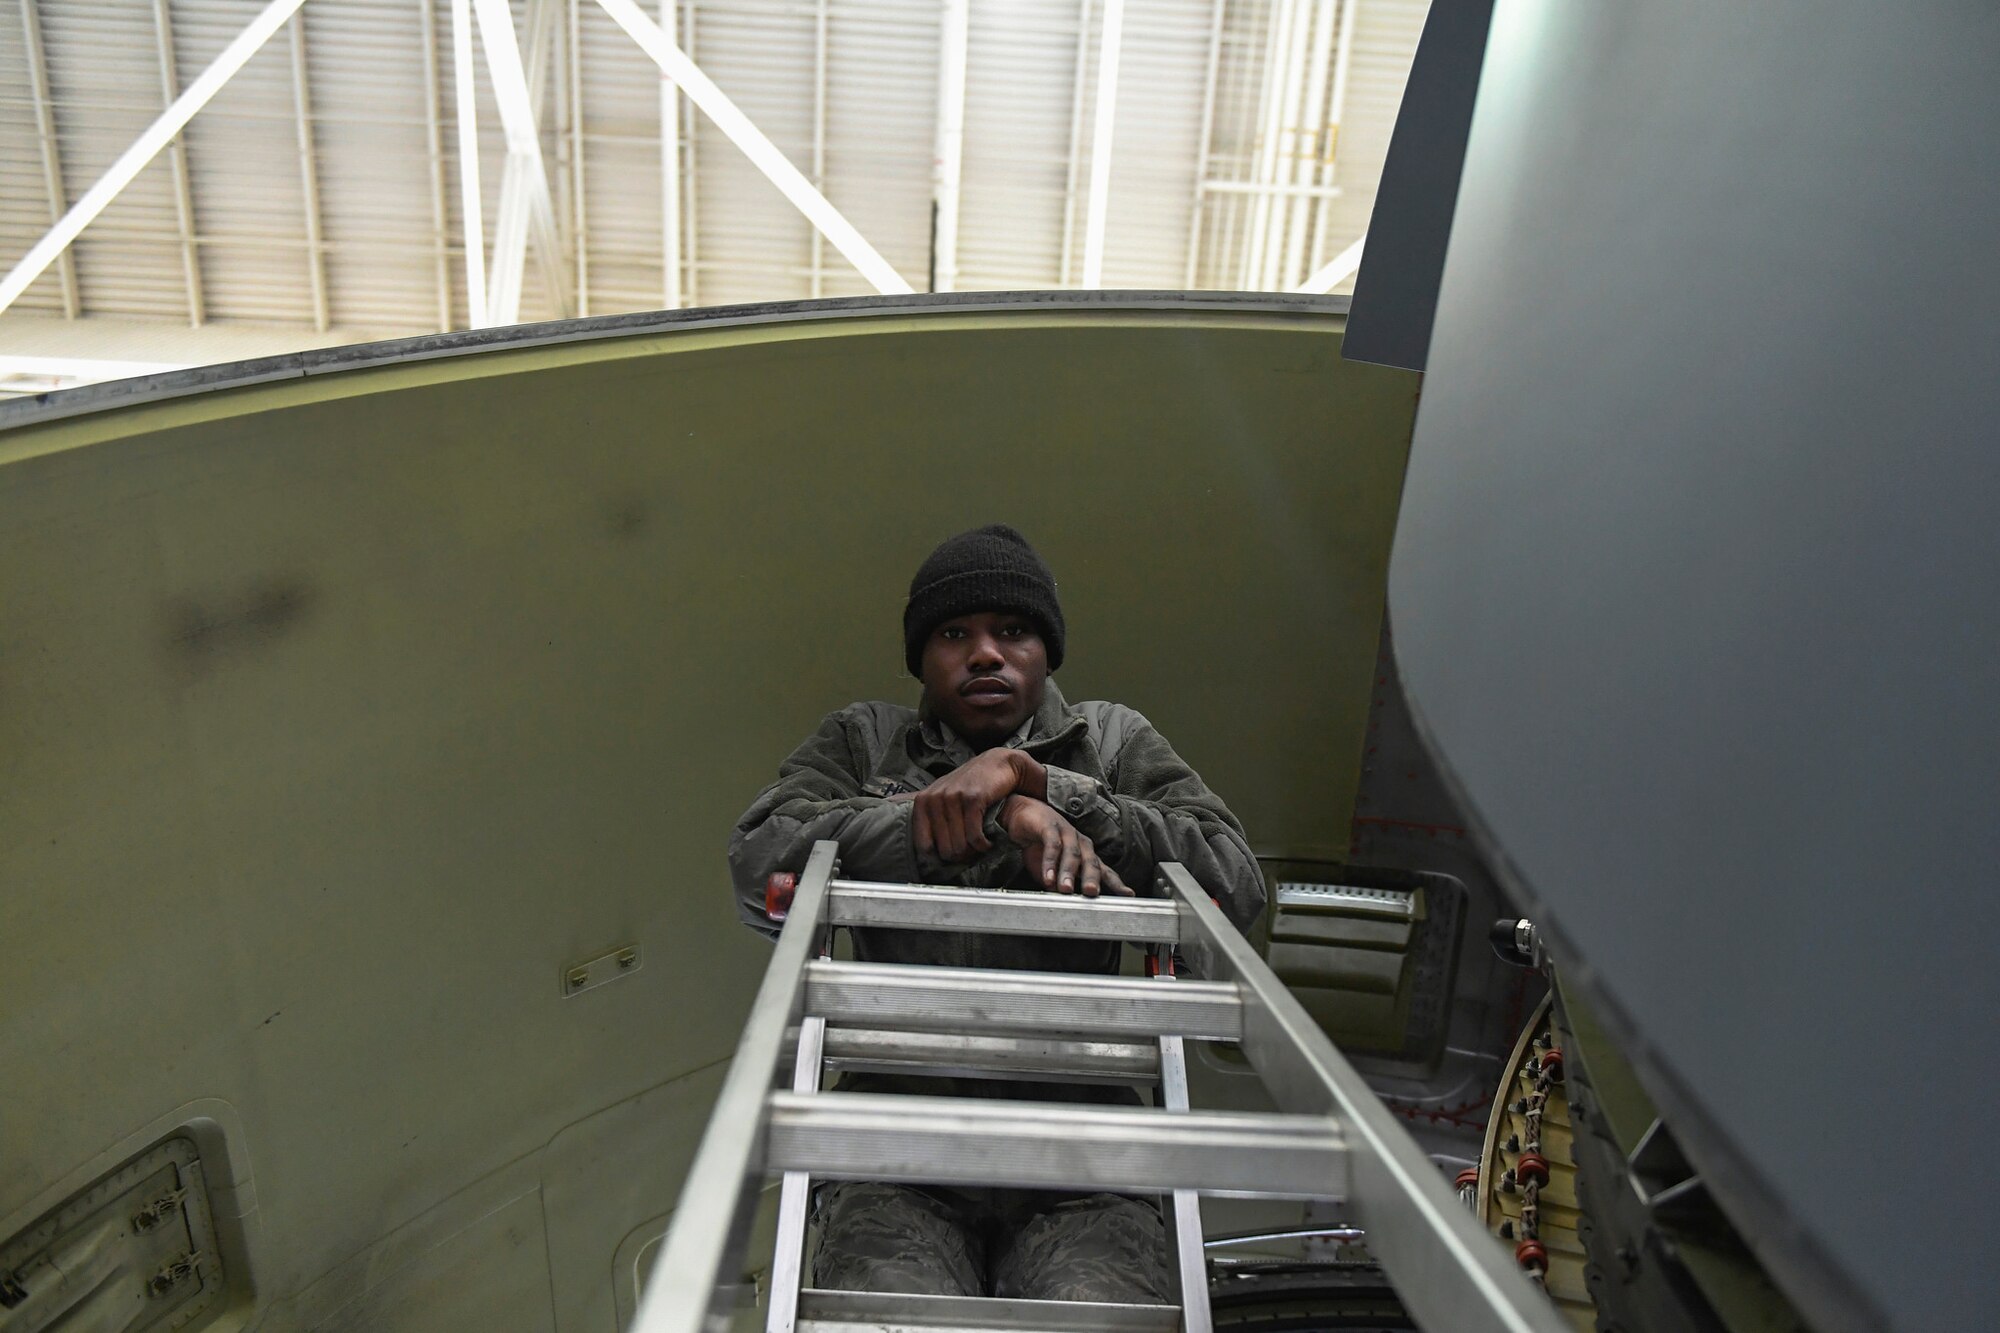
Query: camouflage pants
812 1181 1171 1302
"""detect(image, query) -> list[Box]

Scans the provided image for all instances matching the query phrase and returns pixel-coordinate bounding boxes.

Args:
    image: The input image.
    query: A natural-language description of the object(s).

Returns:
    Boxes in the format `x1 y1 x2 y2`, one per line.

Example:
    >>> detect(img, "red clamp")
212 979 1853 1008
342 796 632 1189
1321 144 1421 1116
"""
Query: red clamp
1539 1047 1565 1082
765 872 798 923
1454 1167 1481 1191
1513 1239 1549 1272
1516 1153 1551 1188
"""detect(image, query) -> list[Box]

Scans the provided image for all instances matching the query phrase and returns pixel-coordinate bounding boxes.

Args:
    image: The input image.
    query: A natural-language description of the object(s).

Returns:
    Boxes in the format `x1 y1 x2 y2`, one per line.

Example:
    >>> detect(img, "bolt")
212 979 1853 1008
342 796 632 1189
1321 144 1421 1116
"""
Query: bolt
617 950 637 970
567 969 588 989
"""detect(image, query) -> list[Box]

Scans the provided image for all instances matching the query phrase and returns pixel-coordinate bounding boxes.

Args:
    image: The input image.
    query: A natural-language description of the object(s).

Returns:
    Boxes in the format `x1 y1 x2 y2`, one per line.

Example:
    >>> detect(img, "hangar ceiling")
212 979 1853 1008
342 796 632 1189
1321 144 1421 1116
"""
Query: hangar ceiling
0 0 1425 393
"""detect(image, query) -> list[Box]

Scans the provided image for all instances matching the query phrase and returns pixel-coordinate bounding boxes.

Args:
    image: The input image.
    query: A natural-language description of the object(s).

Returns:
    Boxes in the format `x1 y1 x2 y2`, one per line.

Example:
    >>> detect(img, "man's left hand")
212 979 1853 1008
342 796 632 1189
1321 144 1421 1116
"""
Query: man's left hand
912 750 1046 863
996 796 1132 897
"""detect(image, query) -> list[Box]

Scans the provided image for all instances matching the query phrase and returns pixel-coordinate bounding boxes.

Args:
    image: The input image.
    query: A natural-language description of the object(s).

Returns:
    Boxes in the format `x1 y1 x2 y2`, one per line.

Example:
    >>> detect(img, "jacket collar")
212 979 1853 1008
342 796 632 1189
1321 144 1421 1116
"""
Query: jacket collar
915 679 1086 761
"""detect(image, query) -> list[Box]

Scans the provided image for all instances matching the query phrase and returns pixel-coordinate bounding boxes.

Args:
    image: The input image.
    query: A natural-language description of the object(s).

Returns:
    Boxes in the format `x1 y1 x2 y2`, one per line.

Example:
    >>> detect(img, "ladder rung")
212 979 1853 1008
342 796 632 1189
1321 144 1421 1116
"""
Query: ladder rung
820 1026 1161 1084
797 1287 1182 1332
766 1091 1346 1197
805 960 1242 1040
829 880 1181 943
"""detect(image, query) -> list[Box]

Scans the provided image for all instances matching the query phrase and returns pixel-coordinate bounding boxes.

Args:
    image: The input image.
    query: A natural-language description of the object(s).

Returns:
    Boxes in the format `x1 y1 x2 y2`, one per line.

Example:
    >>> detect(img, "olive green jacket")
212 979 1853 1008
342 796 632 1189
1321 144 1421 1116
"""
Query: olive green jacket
728 681 1264 978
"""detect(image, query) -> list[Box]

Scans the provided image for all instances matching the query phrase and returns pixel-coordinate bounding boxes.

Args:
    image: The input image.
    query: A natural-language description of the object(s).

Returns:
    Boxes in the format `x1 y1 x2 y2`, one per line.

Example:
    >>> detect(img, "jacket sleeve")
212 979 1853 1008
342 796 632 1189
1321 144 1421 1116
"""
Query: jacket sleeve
1042 710 1266 932
727 708 1021 937
727 709 922 939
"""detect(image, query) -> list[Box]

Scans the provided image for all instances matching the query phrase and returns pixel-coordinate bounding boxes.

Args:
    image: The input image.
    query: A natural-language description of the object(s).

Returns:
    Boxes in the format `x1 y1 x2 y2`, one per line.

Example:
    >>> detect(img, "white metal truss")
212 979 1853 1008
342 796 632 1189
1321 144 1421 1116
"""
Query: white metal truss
930 0 969 293
522 0 576 318
680 0 700 308
419 0 454 330
1295 232 1364 293
16 0 76 319
1307 0 1362 273
478 0 536 325
807 0 827 298
148 0 205 324
592 0 913 295
0 0 1421 358
450 0 488 327
1057 0 1095 288
1079 0 1124 289
0 0 309 317
440 0 573 329
660 0 682 308
288 10 330 332
1278 0 1339 287
566 0 590 316
552 0 574 304
1184 0 1227 289
472 0 570 326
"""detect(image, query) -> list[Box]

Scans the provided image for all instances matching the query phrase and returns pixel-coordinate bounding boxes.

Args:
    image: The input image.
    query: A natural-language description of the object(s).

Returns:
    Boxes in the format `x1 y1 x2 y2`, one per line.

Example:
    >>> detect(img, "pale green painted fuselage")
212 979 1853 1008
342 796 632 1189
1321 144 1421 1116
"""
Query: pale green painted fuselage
0 295 1419 1331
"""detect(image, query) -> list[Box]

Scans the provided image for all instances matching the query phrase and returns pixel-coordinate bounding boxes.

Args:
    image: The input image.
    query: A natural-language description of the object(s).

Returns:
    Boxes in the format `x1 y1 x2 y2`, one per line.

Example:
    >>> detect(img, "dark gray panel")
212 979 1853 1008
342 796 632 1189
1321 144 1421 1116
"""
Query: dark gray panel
1340 0 1492 372
1388 5 2000 1332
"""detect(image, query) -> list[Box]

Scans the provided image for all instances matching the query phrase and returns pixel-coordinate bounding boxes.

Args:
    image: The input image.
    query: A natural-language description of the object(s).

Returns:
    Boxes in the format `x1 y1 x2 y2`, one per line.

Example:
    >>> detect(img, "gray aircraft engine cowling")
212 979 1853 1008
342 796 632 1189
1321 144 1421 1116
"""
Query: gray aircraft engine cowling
1381 6 2000 1333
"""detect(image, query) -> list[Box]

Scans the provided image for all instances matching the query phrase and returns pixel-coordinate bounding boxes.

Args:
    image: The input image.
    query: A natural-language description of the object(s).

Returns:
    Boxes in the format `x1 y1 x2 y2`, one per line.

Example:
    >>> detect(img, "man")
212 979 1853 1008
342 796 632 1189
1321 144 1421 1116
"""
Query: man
729 523 1264 1302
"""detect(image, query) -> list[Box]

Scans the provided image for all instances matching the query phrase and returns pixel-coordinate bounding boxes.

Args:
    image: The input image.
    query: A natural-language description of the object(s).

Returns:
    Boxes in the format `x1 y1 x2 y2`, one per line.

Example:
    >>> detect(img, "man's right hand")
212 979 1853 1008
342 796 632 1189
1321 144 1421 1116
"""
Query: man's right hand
996 796 1132 898
911 749 1045 864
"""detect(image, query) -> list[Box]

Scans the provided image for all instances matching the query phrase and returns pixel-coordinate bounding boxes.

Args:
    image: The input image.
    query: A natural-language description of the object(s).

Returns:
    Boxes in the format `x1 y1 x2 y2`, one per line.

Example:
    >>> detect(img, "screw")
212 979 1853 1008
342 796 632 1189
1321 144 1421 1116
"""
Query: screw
567 969 588 989
617 950 637 970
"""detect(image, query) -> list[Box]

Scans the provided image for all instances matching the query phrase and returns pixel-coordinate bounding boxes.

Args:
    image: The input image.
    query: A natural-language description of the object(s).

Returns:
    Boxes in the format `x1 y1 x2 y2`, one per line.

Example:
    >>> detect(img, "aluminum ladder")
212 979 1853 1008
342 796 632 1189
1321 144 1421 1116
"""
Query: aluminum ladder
632 841 1565 1333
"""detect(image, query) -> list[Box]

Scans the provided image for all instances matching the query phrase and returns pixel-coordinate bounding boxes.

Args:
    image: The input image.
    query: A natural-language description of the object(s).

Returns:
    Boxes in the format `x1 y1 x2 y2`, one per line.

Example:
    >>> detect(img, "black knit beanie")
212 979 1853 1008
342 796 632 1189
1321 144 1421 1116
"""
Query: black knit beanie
903 524 1066 677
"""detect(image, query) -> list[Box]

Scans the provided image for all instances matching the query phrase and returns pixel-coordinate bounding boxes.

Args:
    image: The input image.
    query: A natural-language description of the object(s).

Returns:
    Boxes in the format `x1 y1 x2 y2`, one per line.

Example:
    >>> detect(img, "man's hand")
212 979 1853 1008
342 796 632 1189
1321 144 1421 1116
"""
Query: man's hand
913 750 1046 863
996 796 1132 897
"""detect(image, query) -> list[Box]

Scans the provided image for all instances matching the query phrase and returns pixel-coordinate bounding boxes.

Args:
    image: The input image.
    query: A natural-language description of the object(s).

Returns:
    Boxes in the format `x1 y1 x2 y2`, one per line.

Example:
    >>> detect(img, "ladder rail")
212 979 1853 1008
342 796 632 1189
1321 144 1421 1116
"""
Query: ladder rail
767 1008 827 1332
1161 863 1566 1333
633 841 839 1333
1155 968 1213 1333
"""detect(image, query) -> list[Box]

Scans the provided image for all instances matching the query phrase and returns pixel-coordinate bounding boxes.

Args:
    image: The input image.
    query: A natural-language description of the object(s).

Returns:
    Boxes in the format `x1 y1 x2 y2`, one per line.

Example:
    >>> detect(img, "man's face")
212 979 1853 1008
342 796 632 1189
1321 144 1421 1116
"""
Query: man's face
919 610 1050 748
